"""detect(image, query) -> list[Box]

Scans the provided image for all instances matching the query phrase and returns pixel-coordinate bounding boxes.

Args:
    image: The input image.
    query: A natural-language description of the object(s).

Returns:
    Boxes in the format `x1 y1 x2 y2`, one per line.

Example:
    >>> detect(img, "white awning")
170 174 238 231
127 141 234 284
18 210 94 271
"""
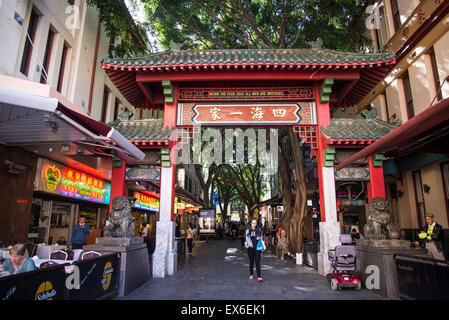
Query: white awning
0 86 145 162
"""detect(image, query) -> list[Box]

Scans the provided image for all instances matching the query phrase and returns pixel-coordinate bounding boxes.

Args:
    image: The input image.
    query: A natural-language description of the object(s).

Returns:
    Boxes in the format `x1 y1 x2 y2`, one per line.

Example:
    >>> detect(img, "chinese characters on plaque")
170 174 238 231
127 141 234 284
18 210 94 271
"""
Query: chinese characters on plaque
191 103 302 125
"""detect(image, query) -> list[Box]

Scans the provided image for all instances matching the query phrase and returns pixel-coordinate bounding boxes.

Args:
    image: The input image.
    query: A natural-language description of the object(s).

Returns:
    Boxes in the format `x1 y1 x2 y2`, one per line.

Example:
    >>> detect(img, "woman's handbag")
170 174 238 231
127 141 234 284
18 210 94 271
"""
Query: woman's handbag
256 238 266 251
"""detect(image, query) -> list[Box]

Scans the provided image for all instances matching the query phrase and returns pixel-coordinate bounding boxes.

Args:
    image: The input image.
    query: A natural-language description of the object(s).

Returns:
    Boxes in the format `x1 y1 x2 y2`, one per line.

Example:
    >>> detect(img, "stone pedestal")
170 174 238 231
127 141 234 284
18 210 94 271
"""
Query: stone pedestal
355 243 427 299
317 221 341 276
83 237 151 297
152 221 177 278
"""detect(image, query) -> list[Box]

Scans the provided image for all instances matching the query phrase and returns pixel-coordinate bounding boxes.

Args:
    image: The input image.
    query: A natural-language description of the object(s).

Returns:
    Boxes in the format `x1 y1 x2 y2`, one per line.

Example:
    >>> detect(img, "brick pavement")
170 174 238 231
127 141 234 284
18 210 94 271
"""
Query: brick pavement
117 239 382 300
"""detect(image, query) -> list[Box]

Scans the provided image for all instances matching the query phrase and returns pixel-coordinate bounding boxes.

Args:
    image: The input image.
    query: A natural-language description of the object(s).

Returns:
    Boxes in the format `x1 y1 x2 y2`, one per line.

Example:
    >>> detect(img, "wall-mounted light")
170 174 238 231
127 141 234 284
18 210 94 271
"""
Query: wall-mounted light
423 184 431 193
5 160 32 175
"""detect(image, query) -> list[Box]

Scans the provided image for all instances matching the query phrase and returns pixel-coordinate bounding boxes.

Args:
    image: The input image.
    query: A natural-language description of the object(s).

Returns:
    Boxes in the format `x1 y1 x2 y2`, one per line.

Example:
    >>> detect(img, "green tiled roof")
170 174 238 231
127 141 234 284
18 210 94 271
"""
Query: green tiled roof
103 48 394 67
321 118 398 140
112 119 173 141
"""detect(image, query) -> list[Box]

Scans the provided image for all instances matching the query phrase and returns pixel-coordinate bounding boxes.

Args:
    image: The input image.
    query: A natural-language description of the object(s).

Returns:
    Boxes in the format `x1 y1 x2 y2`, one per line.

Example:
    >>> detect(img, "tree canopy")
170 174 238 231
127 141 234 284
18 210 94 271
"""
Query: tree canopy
87 0 150 56
136 0 371 52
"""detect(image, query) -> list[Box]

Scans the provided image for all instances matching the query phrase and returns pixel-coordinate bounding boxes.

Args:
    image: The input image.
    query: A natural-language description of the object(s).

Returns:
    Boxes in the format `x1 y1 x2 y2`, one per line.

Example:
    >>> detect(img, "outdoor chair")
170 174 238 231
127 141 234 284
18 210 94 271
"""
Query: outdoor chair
39 261 59 269
64 249 75 260
49 250 68 260
81 251 101 260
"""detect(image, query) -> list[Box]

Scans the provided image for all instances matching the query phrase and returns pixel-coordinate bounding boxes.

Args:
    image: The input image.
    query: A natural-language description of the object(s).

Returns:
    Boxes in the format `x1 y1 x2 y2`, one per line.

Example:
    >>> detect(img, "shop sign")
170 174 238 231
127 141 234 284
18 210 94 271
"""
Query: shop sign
177 168 185 189
199 209 216 233
133 192 159 212
37 159 110 204
175 202 186 210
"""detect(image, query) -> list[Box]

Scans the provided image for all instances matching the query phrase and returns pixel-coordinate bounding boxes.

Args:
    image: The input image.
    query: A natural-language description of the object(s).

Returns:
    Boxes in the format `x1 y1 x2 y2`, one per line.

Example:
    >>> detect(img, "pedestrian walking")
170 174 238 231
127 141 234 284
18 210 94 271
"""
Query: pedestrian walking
277 229 289 260
268 221 277 247
418 213 446 260
141 223 151 256
70 216 90 250
186 223 194 254
245 218 264 282
231 222 237 240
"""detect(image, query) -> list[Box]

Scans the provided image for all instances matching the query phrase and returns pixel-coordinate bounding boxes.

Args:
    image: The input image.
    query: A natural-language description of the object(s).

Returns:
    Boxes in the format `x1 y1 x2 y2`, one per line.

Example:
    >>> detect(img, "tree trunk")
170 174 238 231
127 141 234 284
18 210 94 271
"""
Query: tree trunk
287 128 308 254
279 145 293 231
279 129 308 254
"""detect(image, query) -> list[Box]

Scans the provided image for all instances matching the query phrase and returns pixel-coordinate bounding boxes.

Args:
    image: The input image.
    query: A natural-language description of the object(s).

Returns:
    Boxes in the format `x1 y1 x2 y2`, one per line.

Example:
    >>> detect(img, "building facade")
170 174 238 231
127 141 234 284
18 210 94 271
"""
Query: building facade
0 0 138 123
334 0 449 239
0 0 149 245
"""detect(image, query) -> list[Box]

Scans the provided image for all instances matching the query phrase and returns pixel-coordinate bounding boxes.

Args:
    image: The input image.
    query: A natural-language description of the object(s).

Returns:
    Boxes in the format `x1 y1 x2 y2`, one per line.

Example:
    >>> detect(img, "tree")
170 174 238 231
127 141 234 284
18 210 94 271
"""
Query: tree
87 0 151 56
278 129 308 253
215 166 238 221
140 0 371 52
222 163 265 218
175 127 224 208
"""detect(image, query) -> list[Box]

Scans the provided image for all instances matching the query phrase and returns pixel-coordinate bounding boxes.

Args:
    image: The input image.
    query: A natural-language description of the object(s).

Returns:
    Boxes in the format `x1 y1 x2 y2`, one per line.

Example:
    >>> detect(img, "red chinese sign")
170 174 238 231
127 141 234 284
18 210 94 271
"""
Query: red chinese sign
133 192 159 212
179 87 314 101
191 103 303 125
38 159 110 204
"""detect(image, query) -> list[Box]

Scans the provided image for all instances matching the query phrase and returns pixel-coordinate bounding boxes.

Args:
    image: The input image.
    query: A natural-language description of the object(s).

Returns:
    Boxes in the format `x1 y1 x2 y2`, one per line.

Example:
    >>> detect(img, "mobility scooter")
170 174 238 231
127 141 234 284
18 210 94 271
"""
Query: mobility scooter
328 234 362 291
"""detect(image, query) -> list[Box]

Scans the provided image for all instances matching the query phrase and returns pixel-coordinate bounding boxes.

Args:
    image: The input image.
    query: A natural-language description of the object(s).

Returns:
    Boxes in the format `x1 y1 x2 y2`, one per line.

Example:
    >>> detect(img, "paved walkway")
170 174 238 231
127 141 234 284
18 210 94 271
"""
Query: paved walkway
118 239 382 300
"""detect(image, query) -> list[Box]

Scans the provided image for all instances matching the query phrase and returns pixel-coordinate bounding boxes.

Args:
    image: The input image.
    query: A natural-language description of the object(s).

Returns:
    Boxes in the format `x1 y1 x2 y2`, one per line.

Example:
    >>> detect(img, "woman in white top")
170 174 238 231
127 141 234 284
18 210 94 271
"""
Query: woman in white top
186 223 194 254
141 223 149 238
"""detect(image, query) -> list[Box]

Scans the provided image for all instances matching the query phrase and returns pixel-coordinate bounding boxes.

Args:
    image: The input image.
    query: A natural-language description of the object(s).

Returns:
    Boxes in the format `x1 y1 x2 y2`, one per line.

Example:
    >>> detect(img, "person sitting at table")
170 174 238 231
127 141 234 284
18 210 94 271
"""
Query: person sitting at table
0 244 37 276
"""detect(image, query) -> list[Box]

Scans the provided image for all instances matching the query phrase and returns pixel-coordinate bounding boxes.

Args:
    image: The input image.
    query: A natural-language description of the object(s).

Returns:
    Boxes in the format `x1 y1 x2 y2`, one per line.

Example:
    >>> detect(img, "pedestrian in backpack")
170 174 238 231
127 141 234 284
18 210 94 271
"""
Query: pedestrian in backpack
245 218 264 282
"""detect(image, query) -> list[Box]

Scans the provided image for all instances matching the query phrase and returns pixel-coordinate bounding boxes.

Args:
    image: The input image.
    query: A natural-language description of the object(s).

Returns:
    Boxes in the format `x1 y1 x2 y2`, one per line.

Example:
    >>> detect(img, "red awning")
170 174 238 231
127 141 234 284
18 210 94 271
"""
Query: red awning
335 96 449 170
0 85 144 163
57 103 111 137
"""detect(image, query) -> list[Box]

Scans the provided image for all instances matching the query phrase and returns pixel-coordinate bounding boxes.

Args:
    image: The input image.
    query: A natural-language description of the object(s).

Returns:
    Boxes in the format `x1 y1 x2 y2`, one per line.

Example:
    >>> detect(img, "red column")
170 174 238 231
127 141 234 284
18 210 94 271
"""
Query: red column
109 160 126 213
315 84 331 222
367 155 386 202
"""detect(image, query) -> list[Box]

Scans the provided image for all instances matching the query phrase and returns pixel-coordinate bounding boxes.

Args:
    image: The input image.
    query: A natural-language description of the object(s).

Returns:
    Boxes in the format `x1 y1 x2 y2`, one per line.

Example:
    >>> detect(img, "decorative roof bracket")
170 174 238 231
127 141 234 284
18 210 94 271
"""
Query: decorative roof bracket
162 80 174 105
319 78 334 103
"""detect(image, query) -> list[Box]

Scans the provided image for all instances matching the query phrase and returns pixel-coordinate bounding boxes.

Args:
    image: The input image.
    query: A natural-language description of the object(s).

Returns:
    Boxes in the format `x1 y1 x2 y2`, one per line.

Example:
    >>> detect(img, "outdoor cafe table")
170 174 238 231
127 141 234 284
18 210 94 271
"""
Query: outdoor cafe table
36 244 66 259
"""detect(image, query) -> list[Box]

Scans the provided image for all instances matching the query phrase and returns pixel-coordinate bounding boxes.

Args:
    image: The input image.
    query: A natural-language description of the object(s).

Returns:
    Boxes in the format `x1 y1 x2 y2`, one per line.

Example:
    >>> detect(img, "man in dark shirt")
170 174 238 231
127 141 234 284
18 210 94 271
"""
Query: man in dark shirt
70 217 90 250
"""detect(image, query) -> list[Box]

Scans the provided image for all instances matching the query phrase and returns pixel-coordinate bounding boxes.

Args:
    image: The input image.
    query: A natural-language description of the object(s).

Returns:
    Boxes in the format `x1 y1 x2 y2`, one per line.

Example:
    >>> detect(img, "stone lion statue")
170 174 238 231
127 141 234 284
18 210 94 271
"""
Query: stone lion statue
364 197 399 240
104 196 136 238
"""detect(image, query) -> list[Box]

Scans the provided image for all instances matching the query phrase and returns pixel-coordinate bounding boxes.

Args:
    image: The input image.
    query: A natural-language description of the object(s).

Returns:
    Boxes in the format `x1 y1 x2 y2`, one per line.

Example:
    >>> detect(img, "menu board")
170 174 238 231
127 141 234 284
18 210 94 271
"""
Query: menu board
37 159 110 205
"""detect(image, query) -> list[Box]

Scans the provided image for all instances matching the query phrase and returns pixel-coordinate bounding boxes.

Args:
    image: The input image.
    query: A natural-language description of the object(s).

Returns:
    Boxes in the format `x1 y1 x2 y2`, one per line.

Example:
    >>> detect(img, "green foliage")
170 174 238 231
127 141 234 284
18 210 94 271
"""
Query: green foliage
139 0 371 51
86 0 150 57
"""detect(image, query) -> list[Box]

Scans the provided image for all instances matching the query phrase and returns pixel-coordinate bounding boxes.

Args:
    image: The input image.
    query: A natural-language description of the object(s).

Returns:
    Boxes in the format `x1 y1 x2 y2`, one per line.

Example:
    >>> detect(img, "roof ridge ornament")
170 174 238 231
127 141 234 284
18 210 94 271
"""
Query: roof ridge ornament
361 107 378 120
